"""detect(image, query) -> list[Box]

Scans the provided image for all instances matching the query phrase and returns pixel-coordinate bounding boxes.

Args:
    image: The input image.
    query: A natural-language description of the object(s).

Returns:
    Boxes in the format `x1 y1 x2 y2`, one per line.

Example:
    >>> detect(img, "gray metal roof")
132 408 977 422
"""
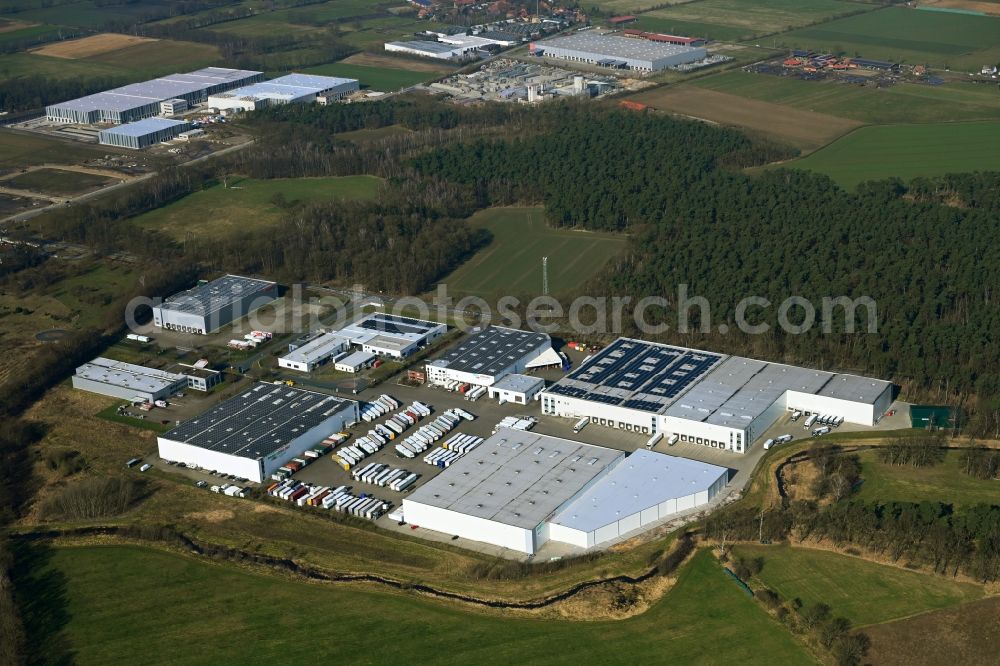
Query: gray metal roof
336 313 445 347
406 429 623 529
537 33 701 60
336 350 376 367
212 73 357 103
818 374 892 403
75 357 186 395
99 117 188 137
492 373 544 394
280 332 348 365
161 383 355 460
550 450 728 532
158 275 277 317
427 326 551 377
386 40 459 54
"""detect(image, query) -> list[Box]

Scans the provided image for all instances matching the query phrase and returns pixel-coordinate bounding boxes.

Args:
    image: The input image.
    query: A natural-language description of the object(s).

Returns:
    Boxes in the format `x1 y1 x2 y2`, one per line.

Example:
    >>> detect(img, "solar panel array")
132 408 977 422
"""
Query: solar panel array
162 383 355 460
160 275 276 316
357 314 439 337
547 338 722 413
429 326 550 376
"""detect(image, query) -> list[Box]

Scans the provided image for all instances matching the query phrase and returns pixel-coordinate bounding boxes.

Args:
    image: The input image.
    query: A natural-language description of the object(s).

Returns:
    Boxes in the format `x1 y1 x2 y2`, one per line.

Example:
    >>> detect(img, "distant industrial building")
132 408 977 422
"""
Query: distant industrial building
153 275 278 335
403 430 727 554
541 338 893 453
278 332 349 373
487 373 545 405
425 326 558 388
45 67 262 124
622 29 707 47
385 33 514 61
208 73 359 112
157 383 359 483
98 117 190 149
72 357 186 402
531 33 706 71
335 313 447 359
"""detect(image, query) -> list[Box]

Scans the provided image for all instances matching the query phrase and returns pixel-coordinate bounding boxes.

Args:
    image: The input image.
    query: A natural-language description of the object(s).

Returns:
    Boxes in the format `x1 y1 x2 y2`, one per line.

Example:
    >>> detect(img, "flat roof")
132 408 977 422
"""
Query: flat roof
158 274 277 317
337 350 376 367
537 33 702 61
336 313 445 347
817 374 892 403
161 383 355 460
492 373 544 394
99 117 188 137
406 429 623 530
427 326 551 377
551 450 728 532
48 67 261 114
280 332 348 365
212 73 357 102
546 338 724 413
76 357 185 395
387 40 459 54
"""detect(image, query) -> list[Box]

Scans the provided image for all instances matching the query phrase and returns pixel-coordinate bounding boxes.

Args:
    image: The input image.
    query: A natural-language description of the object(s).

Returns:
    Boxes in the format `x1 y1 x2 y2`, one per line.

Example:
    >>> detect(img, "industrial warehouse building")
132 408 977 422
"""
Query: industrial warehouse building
72 357 187 402
153 274 278 335
547 450 728 549
335 313 447 359
278 331 350 372
425 325 559 388
403 430 728 554
385 33 513 60
488 374 545 405
98 117 191 149
531 33 706 71
208 73 359 112
334 350 376 373
541 338 893 453
403 429 624 554
157 383 360 483
45 67 262 124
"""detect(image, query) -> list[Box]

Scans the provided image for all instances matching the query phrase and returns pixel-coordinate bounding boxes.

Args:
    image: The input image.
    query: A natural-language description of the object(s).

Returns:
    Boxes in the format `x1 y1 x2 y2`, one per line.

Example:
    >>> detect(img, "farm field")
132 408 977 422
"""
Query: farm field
30 33 155 59
850 448 1000 506
436 207 628 300
733 545 983 626
5 168 114 196
637 0 869 43
864 597 1000 666
131 176 383 241
630 85 861 150
14 546 813 665
773 7 1000 69
303 61 438 91
7 0 178 28
693 70 1000 124
597 0 693 12
0 131 108 172
783 122 1000 187
336 16 448 48
0 22 63 47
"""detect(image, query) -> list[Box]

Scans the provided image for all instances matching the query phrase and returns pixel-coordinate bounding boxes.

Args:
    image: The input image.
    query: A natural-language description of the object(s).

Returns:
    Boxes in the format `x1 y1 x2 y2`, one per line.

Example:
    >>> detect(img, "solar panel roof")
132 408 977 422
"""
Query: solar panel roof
159 275 276 316
336 313 445 347
427 326 551 377
162 383 356 460
406 429 623 529
547 338 723 413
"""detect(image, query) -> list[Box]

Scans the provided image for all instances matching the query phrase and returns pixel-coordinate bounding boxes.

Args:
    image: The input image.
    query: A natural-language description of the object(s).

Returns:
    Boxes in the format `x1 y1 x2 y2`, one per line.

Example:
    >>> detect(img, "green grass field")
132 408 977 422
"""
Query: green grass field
11 0 176 28
0 131 107 171
638 0 868 42
782 122 1000 187
774 7 1000 69
693 70 1000 124
6 168 113 195
131 176 383 241
0 23 63 47
852 449 1000 507
303 61 438 90
19 546 813 664
435 207 628 299
734 545 983 626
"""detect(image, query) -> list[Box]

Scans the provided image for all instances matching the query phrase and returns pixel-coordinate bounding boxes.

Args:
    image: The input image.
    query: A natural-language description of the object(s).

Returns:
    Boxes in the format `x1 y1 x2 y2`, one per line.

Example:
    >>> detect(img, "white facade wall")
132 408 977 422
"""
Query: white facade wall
157 439 264 481
402 500 535 553
659 415 742 452
786 391 880 425
542 394 657 434
488 384 542 405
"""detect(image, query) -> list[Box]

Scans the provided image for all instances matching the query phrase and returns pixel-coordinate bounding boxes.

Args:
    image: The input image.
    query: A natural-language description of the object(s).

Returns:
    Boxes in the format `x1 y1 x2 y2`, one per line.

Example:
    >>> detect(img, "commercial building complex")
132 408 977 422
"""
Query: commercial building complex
531 33 706 71
153 275 278 335
157 383 359 483
278 332 350 373
385 33 514 61
45 67 262 124
425 325 558 387
208 73 359 112
97 117 191 149
335 313 447 359
404 430 728 554
72 357 187 402
541 338 893 453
